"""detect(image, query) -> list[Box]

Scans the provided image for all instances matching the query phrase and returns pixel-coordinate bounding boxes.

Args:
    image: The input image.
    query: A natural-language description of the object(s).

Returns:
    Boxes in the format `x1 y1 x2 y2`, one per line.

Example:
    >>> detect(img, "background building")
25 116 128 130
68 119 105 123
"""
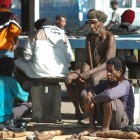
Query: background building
11 0 140 32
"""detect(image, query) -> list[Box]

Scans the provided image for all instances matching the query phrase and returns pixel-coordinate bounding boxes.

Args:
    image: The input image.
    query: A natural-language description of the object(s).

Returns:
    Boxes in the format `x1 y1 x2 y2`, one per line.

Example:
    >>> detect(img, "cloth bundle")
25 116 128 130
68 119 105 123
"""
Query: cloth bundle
0 118 28 132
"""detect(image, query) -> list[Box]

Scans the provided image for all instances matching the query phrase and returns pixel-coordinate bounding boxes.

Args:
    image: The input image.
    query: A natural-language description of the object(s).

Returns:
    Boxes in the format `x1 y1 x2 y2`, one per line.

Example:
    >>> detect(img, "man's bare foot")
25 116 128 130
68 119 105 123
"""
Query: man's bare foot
101 127 109 131
89 127 110 137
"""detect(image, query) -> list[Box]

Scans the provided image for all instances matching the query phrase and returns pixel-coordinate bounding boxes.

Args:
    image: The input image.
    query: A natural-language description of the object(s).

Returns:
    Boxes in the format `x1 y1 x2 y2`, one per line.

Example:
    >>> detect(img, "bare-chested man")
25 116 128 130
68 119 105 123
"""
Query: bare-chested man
65 9 116 122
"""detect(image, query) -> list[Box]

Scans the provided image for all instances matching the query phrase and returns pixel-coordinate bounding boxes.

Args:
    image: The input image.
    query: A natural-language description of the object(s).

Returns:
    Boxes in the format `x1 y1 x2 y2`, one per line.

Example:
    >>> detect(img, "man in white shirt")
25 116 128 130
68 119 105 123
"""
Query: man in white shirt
106 0 120 30
15 15 74 78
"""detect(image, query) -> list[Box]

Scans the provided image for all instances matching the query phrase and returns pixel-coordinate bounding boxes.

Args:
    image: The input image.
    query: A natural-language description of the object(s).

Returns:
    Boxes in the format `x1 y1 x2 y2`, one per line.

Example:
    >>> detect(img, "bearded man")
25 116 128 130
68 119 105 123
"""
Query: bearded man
65 9 116 122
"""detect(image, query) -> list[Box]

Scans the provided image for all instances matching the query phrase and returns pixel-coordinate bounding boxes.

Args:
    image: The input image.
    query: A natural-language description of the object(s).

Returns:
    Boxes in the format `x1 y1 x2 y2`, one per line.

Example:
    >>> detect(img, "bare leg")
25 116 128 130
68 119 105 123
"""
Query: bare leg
65 63 91 121
90 70 107 123
102 101 112 131
87 104 96 131
76 81 85 113
80 104 96 136
65 69 82 120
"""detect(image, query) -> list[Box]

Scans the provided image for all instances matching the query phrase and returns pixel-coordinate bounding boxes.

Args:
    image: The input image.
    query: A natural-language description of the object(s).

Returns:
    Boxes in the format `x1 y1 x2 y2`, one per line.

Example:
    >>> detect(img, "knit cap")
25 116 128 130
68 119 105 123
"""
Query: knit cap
121 9 135 24
0 0 12 8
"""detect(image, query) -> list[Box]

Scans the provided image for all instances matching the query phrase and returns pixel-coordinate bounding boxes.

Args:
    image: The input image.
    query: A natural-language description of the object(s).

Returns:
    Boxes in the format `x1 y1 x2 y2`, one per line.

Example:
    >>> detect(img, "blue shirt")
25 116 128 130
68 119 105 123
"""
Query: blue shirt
0 76 28 122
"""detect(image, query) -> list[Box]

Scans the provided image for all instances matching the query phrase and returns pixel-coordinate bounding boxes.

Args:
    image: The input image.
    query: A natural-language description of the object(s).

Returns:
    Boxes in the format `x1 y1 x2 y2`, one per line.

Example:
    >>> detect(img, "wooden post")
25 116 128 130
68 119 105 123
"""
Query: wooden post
21 0 35 33
31 82 62 122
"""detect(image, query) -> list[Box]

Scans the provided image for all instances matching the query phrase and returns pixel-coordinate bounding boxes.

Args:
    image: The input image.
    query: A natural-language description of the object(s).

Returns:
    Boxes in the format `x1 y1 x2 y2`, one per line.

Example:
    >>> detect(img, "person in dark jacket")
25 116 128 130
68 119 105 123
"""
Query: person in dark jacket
0 0 21 58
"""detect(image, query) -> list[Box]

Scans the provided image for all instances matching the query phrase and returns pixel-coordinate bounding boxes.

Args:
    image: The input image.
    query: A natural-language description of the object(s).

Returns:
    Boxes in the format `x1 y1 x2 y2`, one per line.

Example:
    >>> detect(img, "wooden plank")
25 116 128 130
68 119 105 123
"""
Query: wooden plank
15 75 65 83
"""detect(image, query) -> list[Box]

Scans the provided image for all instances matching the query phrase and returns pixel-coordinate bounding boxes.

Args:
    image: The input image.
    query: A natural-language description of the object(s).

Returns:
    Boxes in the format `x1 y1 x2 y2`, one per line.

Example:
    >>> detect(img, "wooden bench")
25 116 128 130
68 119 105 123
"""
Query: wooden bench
15 75 65 123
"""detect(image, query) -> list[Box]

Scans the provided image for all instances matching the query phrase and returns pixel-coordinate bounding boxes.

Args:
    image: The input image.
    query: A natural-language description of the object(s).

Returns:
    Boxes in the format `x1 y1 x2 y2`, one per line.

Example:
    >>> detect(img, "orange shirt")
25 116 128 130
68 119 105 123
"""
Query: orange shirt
0 7 21 50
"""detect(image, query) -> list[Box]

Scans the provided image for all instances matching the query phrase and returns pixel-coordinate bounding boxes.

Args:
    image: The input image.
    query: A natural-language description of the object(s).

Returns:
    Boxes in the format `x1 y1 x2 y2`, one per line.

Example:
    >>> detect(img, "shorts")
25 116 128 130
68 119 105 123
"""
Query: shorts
95 99 129 129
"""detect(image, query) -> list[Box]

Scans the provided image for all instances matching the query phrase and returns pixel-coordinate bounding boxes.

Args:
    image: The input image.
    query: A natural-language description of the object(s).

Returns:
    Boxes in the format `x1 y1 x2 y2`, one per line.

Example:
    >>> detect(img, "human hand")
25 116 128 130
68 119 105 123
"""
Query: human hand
79 71 90 82
81 91 93 110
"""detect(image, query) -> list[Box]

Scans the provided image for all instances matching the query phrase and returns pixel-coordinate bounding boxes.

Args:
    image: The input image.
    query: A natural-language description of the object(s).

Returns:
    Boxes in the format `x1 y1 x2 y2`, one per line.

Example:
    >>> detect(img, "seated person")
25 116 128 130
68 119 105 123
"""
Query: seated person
0 57 30 122
15 15 74 78
65 9 116 121
106 0 120 30
80 57 134 136
109 10 138 63
34 18 51 30
109 9 139 34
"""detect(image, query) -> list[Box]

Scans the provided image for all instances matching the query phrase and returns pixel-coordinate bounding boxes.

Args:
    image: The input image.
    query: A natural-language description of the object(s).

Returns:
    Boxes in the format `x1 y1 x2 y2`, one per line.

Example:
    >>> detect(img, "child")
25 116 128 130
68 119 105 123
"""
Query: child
0 57 30 122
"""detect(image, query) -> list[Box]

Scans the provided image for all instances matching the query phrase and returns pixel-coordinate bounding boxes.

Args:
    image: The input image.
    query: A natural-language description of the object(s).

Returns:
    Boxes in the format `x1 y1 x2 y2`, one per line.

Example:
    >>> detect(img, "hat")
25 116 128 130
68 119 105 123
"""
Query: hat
0 0 12 8
121 10 135 24
110 0 118 5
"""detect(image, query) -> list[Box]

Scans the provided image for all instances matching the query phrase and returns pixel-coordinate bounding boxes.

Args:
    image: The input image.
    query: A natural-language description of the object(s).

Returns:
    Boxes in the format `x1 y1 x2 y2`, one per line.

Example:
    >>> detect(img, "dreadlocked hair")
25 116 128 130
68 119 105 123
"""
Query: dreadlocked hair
0 57 15 76
87 9 107 23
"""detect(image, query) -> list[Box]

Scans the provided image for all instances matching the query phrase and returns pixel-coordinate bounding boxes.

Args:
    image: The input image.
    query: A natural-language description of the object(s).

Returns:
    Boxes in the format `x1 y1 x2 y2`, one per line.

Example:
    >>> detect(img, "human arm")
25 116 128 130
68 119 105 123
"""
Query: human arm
9 13 21 37
9 14 21 51
23 33 36 61
11 37 19 51
81 33 116 80
92 80 130 103
81 90 93 110
10 78 28 102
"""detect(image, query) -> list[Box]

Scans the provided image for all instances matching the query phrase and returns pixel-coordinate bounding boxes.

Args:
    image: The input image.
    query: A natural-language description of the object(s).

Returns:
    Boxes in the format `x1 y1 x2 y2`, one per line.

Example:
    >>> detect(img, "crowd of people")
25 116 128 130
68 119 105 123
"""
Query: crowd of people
0 0 136 137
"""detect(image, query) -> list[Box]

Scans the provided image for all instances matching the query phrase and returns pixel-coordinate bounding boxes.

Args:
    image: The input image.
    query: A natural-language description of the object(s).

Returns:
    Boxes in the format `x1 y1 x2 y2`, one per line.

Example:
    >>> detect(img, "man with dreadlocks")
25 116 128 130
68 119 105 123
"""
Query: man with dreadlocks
65 9 116 122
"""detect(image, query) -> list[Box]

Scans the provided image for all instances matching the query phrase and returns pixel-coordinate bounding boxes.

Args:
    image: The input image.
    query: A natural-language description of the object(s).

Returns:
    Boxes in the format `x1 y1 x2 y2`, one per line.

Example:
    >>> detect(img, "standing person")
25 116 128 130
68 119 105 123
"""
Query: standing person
80 57 134 136
0 57 30 123
0 0 21 58
56 15 67 30
106 0 120 30
15 15 74 78
65 9 116 122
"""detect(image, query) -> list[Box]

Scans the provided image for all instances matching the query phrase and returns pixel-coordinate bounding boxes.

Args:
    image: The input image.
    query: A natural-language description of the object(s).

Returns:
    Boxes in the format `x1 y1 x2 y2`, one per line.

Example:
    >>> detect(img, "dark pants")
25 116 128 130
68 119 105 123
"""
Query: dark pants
12 102 31 119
